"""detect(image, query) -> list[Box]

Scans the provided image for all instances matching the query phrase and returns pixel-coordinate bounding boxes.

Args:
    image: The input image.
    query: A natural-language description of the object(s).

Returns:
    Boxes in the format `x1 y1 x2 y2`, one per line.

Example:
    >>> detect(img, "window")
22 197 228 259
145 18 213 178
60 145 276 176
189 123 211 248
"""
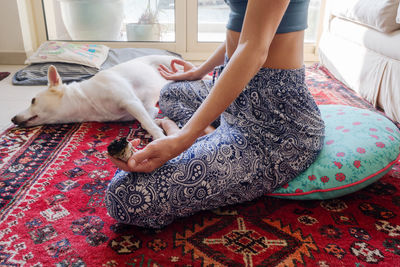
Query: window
43 0 175 42
196 0 322 43
306 0 323 43
197 0 229 42
38 0 324 60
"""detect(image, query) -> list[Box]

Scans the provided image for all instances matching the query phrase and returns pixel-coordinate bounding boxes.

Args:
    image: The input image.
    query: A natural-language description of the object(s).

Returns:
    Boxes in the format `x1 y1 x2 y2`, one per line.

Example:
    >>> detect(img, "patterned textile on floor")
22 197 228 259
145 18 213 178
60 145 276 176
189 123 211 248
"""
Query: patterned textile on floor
0 72 10 81
1 64 399 266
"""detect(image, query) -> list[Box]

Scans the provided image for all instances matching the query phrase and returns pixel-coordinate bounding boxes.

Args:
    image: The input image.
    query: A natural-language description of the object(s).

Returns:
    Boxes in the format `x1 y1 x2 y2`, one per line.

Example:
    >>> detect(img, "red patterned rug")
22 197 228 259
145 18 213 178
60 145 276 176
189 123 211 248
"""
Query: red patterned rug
0 72 10 82
1 65 400 266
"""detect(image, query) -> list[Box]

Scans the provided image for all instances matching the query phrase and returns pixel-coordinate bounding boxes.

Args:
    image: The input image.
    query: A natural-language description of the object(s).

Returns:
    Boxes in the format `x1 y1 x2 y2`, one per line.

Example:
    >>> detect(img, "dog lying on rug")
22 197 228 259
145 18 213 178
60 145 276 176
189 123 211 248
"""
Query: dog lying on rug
11 55 180 139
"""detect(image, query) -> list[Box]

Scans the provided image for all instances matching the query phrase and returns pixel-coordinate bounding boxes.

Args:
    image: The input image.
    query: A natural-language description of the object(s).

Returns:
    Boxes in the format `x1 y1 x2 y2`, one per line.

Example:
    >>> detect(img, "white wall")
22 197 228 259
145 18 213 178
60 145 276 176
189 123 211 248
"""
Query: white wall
0 0 26 64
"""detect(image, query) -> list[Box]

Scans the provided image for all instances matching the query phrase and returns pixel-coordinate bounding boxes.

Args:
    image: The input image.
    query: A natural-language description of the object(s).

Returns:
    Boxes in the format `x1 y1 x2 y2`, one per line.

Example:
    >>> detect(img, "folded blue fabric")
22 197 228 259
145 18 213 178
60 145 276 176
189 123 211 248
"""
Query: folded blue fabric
12 48 180 86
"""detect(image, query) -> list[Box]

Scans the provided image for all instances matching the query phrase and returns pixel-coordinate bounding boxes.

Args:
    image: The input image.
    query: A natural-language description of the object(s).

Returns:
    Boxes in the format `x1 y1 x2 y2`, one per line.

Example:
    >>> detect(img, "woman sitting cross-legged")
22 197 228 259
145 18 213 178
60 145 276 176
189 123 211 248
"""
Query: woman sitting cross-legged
106 0 325 228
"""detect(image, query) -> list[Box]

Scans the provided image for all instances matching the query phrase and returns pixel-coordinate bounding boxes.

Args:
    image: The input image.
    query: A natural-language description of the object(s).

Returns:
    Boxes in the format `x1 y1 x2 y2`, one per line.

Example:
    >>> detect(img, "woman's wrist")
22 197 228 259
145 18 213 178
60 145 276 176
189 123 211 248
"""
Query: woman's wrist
186 65 208 81
195 64 212 78
176 127 202 150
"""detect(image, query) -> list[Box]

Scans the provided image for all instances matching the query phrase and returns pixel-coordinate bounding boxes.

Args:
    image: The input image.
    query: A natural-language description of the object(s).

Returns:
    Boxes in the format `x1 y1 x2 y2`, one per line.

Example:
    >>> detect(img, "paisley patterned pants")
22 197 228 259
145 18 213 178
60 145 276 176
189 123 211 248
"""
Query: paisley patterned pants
105 65 325 228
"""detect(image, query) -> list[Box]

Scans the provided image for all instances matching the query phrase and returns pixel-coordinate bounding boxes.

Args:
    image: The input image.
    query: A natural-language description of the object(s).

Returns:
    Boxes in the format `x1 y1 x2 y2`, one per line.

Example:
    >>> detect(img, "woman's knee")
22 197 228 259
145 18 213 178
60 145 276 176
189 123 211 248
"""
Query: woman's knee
159 82 182 110
105 173 147 223
105 171 173 228
105 173 131 224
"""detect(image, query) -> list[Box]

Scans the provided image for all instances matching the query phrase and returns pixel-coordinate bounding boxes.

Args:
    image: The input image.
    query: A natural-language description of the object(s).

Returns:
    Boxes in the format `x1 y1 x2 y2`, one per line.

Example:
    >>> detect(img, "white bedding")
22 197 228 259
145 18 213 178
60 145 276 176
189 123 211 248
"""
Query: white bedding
331 0 400 33
319 17 400 122
329 17 400 61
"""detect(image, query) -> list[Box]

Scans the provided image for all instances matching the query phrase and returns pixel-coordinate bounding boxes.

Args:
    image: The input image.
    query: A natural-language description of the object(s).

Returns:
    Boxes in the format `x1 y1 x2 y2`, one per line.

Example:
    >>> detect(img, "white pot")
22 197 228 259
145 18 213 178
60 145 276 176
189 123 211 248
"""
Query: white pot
126 23 161 41
58 0 124 41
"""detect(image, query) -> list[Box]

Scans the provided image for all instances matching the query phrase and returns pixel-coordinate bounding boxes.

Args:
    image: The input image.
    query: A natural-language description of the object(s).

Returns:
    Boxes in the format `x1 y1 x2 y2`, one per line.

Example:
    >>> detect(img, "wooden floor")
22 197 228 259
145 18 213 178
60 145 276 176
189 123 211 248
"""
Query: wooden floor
0 65 45 132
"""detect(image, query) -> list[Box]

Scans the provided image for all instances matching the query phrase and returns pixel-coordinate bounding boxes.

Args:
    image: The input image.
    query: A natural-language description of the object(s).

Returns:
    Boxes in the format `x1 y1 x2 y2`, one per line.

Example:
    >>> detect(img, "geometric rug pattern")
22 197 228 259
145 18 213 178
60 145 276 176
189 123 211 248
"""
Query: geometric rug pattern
1 64 399 266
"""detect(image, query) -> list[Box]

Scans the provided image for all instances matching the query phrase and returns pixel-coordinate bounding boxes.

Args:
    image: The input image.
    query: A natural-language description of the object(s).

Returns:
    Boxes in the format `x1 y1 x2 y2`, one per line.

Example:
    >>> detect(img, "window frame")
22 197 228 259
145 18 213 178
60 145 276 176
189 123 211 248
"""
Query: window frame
26 0 325 62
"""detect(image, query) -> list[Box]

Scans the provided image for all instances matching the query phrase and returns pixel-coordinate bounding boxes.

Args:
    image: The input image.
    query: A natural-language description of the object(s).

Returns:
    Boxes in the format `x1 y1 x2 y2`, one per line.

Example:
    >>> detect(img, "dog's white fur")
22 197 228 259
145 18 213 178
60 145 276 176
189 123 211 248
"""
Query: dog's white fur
12 55 180 139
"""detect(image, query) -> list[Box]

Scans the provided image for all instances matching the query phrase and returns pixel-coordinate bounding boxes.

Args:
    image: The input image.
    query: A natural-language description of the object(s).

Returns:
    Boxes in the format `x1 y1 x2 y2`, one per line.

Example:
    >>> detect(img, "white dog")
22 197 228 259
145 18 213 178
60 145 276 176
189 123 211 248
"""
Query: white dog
11 55 180 139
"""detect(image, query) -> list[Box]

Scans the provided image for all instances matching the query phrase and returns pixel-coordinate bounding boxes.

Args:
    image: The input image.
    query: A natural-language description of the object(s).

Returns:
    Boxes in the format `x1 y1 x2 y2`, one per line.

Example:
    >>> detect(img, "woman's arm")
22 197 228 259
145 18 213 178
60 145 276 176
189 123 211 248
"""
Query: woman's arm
119 0 291 172
196 41 227 77
179 0 291 143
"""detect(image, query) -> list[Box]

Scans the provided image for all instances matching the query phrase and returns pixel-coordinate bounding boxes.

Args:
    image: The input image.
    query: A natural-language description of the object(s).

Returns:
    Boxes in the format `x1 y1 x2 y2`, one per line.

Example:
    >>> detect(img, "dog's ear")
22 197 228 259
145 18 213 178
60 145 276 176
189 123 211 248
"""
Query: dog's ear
48 65 62 87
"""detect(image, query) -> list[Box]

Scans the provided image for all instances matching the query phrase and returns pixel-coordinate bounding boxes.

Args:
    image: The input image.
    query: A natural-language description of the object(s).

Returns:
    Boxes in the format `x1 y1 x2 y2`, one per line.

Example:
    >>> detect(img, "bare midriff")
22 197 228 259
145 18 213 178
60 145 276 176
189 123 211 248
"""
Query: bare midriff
226 29 305 69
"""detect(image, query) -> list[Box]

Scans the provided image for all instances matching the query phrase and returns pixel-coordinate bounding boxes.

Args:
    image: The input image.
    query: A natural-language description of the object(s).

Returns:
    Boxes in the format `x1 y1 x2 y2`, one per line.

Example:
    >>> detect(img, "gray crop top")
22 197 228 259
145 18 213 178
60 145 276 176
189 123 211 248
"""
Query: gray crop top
225 0 310 33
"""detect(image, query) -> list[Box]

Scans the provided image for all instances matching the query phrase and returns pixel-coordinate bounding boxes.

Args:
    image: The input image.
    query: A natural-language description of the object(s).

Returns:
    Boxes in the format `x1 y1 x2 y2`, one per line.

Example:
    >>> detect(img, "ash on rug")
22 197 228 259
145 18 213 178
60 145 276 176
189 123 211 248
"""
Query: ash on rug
1 65 399 266
0 72 10 82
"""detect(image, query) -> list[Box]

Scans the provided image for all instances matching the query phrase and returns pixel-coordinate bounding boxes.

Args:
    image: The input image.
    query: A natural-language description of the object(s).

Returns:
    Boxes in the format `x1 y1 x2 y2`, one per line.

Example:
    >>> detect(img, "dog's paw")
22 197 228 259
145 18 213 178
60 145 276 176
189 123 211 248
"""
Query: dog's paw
154 117 171 126
154 118 180 136
152 130 166 140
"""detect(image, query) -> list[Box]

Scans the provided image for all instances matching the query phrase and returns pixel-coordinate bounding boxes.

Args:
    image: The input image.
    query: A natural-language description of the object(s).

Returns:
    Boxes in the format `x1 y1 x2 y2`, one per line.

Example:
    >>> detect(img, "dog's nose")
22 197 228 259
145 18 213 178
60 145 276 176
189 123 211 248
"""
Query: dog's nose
11 116 19 125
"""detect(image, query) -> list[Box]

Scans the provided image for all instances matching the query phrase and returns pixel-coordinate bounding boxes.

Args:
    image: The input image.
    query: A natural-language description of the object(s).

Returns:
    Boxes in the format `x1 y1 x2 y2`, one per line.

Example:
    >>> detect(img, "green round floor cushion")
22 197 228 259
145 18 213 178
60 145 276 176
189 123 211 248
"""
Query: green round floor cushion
267 105 400 200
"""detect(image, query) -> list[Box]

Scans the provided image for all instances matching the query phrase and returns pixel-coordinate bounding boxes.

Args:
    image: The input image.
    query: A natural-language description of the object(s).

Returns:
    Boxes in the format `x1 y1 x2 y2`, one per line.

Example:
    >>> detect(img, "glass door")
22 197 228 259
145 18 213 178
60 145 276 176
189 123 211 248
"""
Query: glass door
42 0 176 42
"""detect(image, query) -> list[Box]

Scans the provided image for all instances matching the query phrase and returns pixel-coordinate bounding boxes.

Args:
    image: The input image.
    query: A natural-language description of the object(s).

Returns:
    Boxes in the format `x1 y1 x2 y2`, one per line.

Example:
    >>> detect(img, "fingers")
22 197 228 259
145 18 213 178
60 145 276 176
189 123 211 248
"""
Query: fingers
159 68 190 81
170 59 186 72
158 60 186 74
158 68 175 80
158 64 174 74
131 145 155 164
107 154 132 171
108 146 159 173
158 63 179 81
126 145 165 173
158 59 197 81
108 136 169 173
109 152 159 173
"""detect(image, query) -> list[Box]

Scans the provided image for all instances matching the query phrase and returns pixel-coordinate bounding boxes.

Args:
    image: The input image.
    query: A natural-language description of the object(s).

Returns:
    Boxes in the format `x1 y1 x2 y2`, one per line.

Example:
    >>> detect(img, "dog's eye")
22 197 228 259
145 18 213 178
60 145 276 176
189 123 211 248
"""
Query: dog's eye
31 98 36 105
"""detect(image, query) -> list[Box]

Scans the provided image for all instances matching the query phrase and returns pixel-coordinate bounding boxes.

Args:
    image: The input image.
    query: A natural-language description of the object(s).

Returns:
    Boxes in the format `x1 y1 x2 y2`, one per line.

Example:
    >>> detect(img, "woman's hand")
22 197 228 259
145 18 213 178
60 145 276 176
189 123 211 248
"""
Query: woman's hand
108 135 190 173
108 118 193 173
158 59 204 81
